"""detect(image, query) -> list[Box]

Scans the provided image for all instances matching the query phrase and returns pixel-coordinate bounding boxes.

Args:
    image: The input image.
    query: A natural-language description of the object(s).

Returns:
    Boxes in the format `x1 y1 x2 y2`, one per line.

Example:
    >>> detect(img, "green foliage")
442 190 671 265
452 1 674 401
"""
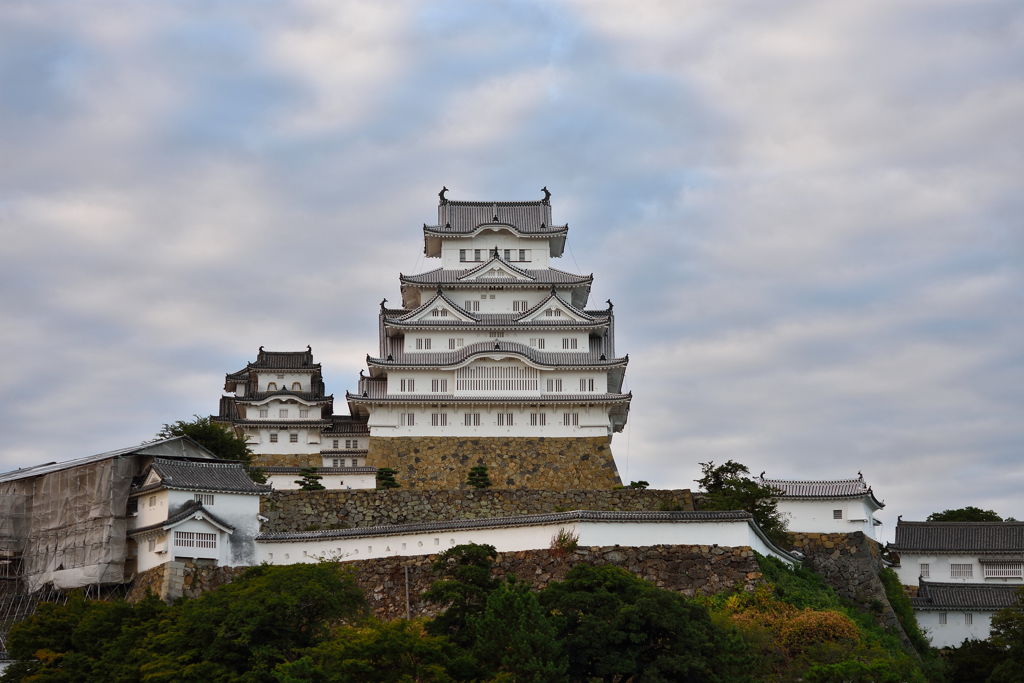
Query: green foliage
927 505 1003 522
376 467 400 489
549 528 579 555
695 460 788 545
274 619 464 683
295 466 326 491
469 576 568 683
989 586 1024 682
466 465 492 489
658 498 687 511
878 566 930 654
157 415 266 483
540 563 734 682
422 543 501 647
805 659 905 682
629 480 650 490
944 638 1006 683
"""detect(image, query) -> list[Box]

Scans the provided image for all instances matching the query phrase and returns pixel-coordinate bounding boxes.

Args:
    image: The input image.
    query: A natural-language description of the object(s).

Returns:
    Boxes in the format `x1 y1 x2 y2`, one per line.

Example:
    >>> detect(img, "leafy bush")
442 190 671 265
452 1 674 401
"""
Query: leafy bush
778 610 860 653
549 528 578 556
878 565 931 654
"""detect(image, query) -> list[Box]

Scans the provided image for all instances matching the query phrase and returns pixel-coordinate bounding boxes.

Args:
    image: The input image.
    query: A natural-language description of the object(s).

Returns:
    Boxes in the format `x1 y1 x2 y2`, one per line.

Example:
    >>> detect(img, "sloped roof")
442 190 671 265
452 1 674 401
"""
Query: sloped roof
402 265 590 287
368 340 626 369
249 347 319 370
322 416 371 435
0 436 217 484
429 199 562 235
133 459 270 496
892 521 1024 553
913 581 1022 611
129 500 235 537
760 476 883 508
392 291 480 323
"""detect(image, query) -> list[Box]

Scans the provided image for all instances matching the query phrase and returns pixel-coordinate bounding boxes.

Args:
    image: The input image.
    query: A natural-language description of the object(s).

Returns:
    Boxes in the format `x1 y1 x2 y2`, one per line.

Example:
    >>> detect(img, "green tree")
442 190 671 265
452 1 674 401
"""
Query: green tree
696 461 787 545
274 620 463 683
157 415 266 483
629 480 650 490
296 467 326 491
376 467 401 489
989 587 1024 683
944 638 1007 683
136 562 365 682
422 543 500 647
927 506 1003 522
466 465 492 489
539 564 730 682
469 576 567 683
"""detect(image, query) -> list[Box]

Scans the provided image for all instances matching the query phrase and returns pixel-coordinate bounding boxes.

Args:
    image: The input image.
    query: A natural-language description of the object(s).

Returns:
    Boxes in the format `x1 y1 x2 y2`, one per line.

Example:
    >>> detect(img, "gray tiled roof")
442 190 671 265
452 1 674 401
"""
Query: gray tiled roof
348 388 631 404
401 265 591 287
129 500 235 537
256 509 757 542
320 449 369 456
892 521 1024 553
235 389 332 403
368 340 627 369
428 200 563 235
249 348 319 370
322 416 371 435
759 476 884 508
133 458 270 496
913 581 1022 611
232 419 332 429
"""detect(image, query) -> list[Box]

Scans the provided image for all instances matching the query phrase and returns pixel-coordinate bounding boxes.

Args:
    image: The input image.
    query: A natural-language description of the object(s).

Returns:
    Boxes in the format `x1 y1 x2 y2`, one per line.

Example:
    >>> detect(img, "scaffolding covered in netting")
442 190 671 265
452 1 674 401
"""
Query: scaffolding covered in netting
0 436 215 655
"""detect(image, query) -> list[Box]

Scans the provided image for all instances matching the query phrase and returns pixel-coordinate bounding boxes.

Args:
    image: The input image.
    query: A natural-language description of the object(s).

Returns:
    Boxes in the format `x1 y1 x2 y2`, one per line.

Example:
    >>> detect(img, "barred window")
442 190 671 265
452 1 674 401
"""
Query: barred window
465 413 481 426
833 510 843 519
401 413 415 426
194 494 214 506
513 300 529 312
351 459 358 467
950 564 974 578
449 338 456 349
580 378 594 392
332 459 339 467
260 409 268 417
270 433 278 443
965 613 973 625
299 409 309 418
546 379 563 392
431 379 448 392
460 249 467 262
497 413 513 426
920 563 930 578
416 338 423 349
530 413 546 426
280 409 288 418
175 531 194 548
564 413 579 426
474 249 482 261
504 248 511 260
465 300 480 311
488 331 505 338
984 563 1023 578
537 338 545 349
289 433 298 443
431 413 447 427
939 612 947 625
333 439 339 448
562 338 577 349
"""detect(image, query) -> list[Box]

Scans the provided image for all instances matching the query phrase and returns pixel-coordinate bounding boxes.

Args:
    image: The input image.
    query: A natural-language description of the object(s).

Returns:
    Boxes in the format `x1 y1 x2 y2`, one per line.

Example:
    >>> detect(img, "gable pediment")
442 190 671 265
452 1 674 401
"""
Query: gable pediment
144 469 162 487
517 294 593 323
458 257 534 282
405 299 476 323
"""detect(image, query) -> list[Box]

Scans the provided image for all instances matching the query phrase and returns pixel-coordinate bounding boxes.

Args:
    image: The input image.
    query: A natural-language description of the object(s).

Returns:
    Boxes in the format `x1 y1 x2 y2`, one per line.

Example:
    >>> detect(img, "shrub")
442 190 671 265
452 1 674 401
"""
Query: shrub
778 610 860 654
549 528 578 556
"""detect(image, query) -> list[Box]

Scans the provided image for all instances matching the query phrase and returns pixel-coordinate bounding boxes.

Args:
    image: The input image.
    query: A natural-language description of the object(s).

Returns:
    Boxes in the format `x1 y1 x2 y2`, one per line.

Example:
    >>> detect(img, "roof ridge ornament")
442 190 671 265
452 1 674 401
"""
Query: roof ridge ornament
541 186 550 204
380 298 387 311
439 186 449 204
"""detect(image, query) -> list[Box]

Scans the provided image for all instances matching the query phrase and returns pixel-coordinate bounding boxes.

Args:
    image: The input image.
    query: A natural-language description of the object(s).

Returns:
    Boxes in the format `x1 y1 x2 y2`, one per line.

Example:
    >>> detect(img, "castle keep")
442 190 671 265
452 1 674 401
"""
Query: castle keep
346 190 631 489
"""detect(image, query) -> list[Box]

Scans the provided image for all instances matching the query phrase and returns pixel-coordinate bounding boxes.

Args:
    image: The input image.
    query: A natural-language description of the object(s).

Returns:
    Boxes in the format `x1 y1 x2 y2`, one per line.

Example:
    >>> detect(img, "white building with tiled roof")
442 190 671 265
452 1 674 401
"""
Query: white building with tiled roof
345 190 631 488
759 474 885 539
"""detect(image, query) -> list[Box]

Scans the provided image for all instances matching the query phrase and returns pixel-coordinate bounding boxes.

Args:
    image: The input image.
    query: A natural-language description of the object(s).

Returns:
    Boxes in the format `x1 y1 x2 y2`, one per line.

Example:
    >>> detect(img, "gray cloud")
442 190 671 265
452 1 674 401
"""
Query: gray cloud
1 0 1021 539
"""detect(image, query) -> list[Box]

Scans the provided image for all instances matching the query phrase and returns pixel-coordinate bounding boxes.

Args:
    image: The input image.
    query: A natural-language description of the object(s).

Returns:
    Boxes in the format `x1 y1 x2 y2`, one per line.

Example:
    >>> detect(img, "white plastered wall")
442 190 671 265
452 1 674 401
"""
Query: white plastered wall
369 402 611 438
917 610 994 648
893 553 1024 587
440 234 552 269
268 473 376 490
776 498 879 538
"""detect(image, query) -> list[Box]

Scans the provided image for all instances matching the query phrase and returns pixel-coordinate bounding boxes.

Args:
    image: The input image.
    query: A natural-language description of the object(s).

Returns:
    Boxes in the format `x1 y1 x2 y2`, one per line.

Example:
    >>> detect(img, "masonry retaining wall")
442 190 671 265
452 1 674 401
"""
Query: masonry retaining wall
260 488 694 533
367 436 621 489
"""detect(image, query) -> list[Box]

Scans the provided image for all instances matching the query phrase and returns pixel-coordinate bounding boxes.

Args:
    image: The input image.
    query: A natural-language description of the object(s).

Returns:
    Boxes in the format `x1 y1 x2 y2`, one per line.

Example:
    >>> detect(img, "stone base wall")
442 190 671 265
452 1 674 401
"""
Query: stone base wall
128 544 761 620
261 488 694 533
252 453 321 467
367 436 621 489
127 562 248 603
789 532 913 649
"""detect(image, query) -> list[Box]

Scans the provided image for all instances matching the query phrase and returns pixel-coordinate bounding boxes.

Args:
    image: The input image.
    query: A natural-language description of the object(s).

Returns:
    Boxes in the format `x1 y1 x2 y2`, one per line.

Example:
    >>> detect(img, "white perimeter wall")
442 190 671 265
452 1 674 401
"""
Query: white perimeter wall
268 473 376 490
776 498 878 538
256 519 795 567
368 403 611 438
917 609 994 648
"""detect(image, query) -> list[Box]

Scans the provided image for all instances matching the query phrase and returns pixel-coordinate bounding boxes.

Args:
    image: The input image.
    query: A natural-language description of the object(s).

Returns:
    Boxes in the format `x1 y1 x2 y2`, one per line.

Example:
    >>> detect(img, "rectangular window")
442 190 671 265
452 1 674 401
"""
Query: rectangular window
519 249 526 261
530 413 547 426
351 458 358 467
260 409 268 418
562 338 578 349
465 413 481 426
449 338 456 349
416 338 423 350
965 613 973 625
460 249 467 262
529 338 537 347
424 338 431 349
174 531 194 548
400 379 415 392
474 249 482 261
457 338 464 346
464 300 480 311
984 563 1024 578
833 510 843 519
148 538 156 552
193 494 214 506
289 433 298 443
195 532 216 549
279 409 288 418
497 413 514 426
580 378 595 392
488 331 505 338
333 439 339 448
299 409 309 418
564 413 579 426
537 338 545 349
545 378 562 392
939 612 947 625
430 379 447 392
920 563 930 579
951 564 974 578
489 294 495 299
270 433 278 443
530 413 537 426
401 413 415 426
332 459 339 467
431 413 447 426
504 249 511 260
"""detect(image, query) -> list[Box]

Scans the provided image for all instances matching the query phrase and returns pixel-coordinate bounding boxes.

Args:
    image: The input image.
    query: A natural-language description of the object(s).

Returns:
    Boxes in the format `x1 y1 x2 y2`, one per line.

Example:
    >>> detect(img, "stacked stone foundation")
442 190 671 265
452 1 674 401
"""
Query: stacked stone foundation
366 435 621 489
251 453 322 467
260 488 694 533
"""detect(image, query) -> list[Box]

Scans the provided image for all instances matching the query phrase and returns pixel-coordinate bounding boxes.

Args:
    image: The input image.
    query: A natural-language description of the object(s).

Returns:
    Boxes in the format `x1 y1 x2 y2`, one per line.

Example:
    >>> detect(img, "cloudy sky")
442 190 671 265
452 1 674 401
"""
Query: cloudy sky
1 0 1021 538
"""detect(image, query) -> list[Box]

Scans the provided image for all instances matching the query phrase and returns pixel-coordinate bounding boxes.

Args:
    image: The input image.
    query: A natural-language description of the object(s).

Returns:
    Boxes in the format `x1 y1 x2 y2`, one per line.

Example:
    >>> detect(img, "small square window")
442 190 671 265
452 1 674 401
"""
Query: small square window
289 433 298 443
279 409 288 418
332 459 339 467
259 409 269 418
333 439 339 448
833 510 843 519
299 409 309 418
351 459 358 467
